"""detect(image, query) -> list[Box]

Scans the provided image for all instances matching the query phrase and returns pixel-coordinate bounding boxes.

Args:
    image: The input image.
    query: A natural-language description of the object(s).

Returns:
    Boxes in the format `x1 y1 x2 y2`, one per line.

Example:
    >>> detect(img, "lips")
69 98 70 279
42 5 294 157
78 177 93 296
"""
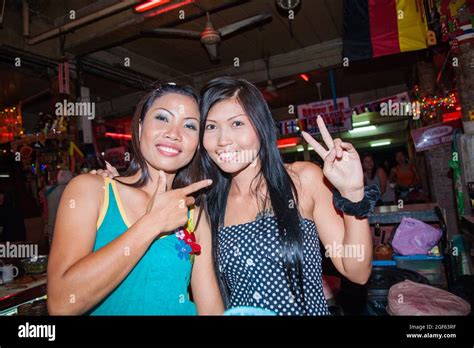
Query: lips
156 143 182 157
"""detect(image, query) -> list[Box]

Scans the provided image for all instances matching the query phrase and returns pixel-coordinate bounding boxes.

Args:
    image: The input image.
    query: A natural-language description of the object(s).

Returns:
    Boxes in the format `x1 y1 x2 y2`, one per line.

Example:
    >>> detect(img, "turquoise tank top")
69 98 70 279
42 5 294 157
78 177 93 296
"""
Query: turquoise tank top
88 178 197 315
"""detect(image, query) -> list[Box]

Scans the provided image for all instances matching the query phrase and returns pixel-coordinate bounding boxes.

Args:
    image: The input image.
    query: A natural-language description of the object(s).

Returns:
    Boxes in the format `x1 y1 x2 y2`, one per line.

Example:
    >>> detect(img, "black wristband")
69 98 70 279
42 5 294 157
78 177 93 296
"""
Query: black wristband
332 184 381 217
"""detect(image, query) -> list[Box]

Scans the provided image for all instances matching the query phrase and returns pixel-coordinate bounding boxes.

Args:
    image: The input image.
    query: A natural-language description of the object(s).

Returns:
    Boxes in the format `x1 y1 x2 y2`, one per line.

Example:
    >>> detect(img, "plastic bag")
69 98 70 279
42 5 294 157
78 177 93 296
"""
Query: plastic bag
388 280 471 315
391 217 442 255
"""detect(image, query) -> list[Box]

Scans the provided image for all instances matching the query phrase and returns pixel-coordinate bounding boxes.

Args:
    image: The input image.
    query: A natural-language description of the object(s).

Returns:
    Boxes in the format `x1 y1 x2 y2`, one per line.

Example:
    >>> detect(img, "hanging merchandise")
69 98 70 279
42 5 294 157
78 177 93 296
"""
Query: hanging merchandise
58 61 70 96
69 141 84 172
439 0 474 54
449 129 465 217
36 109 69 136
52 115 68 134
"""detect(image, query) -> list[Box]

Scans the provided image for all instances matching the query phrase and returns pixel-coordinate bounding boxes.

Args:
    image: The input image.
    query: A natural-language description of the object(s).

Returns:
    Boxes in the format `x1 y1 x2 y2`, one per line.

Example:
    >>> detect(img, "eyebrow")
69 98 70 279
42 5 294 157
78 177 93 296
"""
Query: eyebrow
207 113 247 122
184 117 199 121
152 108 199 121
152 107 175 117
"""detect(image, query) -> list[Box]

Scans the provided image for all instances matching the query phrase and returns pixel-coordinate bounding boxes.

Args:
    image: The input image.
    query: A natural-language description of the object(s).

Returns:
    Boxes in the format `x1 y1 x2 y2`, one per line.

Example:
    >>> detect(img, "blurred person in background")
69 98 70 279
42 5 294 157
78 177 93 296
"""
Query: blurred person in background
361 153 394 205
389 151 429 203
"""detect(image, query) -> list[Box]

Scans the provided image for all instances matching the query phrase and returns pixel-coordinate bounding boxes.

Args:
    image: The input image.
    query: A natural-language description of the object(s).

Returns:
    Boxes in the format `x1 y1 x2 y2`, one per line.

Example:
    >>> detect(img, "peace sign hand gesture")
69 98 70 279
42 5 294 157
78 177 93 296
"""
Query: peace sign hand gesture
302 116 364 201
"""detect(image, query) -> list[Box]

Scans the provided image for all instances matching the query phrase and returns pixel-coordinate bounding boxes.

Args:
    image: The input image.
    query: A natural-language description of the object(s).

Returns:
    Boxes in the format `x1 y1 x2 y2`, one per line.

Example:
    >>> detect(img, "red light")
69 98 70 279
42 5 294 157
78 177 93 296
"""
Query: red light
442 111 462 122
105 132 132 140
278 143 297 149
144 0 193 17
277 137 300 149
134 0 171 13
0 294 14 301
455 106 461 111
300 74 310 82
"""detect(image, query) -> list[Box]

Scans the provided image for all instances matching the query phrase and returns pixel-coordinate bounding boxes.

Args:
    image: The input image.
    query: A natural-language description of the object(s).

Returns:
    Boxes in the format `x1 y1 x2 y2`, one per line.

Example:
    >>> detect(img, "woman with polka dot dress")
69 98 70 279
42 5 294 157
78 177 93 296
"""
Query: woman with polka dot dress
198 77 379 316
92 78 380 316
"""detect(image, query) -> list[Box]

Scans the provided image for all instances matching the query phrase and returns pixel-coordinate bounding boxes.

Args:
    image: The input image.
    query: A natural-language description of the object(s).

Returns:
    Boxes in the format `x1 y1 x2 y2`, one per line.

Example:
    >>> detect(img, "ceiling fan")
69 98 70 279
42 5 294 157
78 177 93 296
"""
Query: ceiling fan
140 12 273 61
260 56 296 102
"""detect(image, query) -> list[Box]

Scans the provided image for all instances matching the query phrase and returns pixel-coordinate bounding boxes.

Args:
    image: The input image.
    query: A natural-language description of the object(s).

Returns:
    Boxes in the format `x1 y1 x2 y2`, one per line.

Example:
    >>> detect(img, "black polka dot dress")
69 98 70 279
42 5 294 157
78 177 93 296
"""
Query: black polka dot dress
217 216 330 316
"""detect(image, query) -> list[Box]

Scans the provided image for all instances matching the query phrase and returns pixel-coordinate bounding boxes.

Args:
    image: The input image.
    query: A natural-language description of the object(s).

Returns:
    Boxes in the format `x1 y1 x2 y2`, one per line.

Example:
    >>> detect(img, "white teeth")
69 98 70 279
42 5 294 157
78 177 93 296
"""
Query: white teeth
218 151 239 161
157 146 179 154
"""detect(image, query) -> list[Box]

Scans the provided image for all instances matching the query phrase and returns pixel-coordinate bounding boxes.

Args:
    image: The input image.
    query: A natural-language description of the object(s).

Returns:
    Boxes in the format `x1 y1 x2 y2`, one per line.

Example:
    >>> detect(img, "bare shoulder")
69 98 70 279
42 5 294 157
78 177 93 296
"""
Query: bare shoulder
286 161 324 187
285 162 326 214
63 173 105 200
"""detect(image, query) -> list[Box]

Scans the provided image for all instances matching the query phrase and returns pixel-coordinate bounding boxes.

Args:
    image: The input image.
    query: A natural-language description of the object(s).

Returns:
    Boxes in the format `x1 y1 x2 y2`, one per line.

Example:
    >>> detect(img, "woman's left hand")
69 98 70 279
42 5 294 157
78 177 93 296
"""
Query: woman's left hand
302 116 364 201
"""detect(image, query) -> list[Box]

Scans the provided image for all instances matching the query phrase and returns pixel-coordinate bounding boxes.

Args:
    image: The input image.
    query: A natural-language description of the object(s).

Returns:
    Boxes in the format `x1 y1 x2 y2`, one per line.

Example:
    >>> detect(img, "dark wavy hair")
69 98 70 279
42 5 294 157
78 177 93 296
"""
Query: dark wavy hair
116 82 202 191
198 77 305 308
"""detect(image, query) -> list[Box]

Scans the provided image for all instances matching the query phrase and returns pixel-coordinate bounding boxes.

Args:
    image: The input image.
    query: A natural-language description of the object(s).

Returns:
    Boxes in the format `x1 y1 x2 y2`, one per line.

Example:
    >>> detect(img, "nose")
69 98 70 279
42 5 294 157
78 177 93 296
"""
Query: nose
163 122 182 142
217 128 232 147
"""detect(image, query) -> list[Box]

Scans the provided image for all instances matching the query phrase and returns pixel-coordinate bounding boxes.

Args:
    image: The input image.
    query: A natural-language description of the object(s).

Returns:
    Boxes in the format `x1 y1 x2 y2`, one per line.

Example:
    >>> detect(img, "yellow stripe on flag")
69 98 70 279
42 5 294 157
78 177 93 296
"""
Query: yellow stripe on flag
396 0 428 52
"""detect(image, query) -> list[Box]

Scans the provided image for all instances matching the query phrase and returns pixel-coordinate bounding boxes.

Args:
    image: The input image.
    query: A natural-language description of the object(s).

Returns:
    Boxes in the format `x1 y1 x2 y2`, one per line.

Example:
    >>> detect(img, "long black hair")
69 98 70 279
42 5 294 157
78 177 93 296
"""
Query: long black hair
198 77 305 308
116 82 202 190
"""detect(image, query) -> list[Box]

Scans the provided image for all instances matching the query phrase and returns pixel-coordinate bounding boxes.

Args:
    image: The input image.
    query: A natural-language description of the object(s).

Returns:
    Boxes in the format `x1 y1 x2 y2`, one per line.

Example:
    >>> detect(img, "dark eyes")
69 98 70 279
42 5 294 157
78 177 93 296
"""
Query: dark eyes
155 114 168 122
155 114 197 130
205 120 244 130
184 124 197 130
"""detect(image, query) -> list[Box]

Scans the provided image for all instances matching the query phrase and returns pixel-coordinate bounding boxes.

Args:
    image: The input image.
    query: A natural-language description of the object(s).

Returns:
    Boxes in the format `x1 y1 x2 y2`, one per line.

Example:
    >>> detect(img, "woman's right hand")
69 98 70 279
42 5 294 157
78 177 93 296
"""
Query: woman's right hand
89 161 119 178
144 170 212 235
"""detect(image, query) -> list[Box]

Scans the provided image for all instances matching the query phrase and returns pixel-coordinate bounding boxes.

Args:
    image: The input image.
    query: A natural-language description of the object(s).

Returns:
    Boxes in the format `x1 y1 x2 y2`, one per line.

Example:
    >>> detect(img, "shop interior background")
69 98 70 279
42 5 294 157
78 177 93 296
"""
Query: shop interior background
0 0 473 318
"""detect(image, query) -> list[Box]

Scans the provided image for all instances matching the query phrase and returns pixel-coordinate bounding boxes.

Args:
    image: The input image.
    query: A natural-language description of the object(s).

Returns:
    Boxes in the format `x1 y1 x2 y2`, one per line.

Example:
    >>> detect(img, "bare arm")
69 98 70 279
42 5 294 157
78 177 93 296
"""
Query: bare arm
299 118 372 284
47 174 162 315
297 162 372 284
47 173 212 315
191 207 224 315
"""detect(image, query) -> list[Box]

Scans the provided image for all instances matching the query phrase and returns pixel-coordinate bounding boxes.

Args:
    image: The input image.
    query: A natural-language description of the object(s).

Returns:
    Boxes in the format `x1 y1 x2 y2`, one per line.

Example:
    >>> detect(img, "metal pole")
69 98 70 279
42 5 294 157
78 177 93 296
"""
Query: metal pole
26 0 141 45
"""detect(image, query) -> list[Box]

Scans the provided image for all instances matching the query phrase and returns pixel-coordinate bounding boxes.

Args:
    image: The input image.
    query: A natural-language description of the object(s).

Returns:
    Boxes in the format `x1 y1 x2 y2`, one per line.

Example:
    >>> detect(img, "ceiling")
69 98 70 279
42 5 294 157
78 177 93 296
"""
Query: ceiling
120 0 342 75
0 0 426 152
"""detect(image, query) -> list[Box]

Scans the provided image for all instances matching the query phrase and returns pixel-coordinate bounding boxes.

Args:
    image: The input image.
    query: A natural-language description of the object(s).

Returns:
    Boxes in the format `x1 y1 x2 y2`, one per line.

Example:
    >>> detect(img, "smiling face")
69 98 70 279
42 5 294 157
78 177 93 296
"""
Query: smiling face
203 97 260 174
139 93 200 173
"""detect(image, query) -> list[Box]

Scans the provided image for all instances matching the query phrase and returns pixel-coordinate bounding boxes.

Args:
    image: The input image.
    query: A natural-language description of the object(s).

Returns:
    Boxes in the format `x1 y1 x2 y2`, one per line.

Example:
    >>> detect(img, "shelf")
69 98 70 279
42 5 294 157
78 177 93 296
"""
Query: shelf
368 203 442 224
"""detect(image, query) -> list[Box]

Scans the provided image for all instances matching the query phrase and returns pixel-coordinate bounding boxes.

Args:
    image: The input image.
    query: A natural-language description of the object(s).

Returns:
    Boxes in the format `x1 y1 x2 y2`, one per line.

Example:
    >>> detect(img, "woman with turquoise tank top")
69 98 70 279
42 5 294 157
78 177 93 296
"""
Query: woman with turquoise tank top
93 77 377 317
47 83 224 315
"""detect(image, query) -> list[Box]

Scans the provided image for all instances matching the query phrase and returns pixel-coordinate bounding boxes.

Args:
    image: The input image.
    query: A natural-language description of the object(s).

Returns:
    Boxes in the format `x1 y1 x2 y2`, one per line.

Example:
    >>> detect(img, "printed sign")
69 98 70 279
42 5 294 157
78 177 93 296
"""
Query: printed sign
411 119 463 152
351 92 411 115
297 97 353 134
